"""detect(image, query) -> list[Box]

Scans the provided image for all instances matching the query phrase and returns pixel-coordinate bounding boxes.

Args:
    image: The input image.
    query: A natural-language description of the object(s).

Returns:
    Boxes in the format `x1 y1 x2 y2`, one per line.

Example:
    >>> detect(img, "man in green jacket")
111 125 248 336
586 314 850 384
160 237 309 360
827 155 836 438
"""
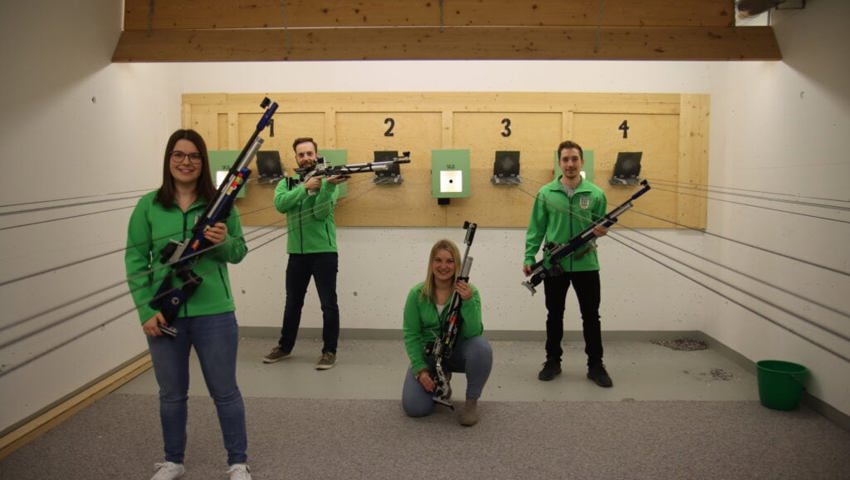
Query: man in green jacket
523 140 612 387
263 137 348 370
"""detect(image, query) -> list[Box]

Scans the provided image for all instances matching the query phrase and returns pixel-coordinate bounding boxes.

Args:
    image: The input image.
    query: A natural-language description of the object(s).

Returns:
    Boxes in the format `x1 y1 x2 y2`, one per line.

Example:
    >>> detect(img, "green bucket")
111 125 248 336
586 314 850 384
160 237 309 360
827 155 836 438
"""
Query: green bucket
756 360 808 410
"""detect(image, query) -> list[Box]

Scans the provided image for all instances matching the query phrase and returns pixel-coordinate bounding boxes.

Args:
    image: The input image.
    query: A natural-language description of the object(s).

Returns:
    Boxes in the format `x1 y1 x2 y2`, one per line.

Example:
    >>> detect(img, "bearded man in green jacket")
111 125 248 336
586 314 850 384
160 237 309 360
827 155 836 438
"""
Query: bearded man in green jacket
263 137 348 370
523 140 612 387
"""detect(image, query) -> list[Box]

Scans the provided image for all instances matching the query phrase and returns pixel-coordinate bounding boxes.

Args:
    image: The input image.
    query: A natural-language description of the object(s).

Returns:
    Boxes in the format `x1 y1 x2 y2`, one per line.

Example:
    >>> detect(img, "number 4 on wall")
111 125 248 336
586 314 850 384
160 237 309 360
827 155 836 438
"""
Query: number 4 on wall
618 120 629 139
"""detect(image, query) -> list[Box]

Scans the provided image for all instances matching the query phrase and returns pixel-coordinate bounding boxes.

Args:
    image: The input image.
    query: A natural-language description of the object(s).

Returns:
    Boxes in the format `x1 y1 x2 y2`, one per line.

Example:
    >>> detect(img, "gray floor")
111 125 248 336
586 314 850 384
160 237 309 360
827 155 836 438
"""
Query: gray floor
12 334 843 480
118 334 760 403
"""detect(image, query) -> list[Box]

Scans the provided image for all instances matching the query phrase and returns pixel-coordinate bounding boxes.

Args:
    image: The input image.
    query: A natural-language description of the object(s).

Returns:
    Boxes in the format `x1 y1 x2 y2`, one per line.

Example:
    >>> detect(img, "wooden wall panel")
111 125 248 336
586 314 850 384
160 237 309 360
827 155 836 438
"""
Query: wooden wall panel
445 0 735 27
215 114 229 150
573 112 680 229
124 0 734 30
181 92 708 230
117 1 778 62
114 26 780 62
678 94 710 229
448 112 563 227
185 109 220 149
333 112 444 227
235 112 326 227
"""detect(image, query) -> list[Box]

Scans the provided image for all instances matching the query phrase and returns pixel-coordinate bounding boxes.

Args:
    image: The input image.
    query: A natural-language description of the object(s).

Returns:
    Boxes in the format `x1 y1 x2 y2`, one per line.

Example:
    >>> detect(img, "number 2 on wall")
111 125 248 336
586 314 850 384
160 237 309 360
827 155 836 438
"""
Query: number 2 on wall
618 119 629 139
384 117 395 137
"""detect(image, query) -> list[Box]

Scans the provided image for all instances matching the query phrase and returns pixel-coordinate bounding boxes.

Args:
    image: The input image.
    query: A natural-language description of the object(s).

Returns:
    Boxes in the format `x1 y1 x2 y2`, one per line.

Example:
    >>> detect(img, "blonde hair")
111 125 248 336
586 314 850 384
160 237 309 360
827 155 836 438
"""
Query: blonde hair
421 239 461 304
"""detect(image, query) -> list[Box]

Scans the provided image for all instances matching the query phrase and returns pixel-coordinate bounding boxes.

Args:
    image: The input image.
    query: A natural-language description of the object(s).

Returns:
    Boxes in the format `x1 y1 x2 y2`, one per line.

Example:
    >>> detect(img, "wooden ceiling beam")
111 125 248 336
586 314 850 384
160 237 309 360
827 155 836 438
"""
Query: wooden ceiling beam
112 26 781 62
123 0 735 30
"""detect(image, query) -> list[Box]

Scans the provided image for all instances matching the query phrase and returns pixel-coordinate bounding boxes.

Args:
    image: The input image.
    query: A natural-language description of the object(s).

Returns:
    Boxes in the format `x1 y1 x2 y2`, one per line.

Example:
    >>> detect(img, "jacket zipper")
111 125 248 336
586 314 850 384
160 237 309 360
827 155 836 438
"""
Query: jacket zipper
182 209 191 317
298 200 304 253
568 192 574 271
218 267 231 300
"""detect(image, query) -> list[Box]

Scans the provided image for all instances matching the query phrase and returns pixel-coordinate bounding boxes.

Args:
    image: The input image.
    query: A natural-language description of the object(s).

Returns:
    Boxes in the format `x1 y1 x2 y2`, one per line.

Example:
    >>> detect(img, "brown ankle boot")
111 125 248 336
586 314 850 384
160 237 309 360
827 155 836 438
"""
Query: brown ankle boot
459 398 479 426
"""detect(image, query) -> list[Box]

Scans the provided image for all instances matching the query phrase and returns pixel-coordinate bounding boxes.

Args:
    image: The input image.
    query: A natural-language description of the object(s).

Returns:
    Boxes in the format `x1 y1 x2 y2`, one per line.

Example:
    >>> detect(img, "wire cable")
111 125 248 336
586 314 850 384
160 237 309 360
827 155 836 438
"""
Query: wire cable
0 176 381 376
618 226 850 319
643 177 850 205
648 184 850 225
0 205 137 232
609 233 850 364
629 208 849 278
647 178 850 211
0 194 146 217
0 188 153 209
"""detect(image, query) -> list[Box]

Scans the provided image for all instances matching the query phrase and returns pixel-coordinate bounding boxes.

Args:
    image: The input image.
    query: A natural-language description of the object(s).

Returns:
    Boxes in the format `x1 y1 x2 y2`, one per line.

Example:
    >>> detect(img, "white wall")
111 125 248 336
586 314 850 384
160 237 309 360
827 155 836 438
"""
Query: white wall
704 0 850 417
1 0 847 431
0 0 181 431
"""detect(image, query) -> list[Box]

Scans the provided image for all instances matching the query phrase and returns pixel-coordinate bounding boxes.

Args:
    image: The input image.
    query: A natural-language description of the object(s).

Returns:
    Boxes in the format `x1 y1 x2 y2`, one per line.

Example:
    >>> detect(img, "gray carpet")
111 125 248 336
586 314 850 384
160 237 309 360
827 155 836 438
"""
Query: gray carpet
2 394 849 479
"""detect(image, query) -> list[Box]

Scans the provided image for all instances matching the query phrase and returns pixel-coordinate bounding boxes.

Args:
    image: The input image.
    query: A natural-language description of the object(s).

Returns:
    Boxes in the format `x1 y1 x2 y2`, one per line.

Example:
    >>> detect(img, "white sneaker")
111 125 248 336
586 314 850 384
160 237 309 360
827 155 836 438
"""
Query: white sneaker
151 461 185 480
227 463 252 480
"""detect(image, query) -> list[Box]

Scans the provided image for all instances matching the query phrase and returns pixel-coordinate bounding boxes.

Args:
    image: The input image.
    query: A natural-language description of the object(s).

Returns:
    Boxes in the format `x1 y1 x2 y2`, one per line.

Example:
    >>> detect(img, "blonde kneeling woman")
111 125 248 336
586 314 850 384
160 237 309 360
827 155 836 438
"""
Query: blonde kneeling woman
401 239 493 426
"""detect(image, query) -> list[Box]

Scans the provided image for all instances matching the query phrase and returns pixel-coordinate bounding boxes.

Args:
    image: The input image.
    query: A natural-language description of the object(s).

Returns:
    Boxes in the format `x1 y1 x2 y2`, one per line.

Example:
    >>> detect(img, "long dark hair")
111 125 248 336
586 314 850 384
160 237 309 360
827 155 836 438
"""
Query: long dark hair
155 129 216 207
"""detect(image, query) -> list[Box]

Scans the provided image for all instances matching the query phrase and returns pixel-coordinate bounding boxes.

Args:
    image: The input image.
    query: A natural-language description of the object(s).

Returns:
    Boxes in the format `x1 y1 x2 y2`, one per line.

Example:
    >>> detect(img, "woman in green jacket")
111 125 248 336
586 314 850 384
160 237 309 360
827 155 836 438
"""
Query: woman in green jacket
402 239 493 426
125 129 251 480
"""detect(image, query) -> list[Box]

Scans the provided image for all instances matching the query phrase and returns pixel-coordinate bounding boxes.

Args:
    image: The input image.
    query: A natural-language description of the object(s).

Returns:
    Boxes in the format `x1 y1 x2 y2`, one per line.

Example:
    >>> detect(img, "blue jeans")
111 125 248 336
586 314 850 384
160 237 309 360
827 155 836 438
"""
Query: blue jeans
402 335 493 417
147 312 247 465
278 252 340 354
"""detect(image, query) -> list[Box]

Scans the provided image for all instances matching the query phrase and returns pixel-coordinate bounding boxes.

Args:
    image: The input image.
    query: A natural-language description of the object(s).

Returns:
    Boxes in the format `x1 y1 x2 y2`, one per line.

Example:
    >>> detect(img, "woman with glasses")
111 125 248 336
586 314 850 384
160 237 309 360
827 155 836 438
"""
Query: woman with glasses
124 129 252 480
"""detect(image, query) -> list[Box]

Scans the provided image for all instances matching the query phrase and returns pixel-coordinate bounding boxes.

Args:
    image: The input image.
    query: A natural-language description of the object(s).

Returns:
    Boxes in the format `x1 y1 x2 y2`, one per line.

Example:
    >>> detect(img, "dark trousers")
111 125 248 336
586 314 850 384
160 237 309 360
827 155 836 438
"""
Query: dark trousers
277 252 339 354
542 270 603 367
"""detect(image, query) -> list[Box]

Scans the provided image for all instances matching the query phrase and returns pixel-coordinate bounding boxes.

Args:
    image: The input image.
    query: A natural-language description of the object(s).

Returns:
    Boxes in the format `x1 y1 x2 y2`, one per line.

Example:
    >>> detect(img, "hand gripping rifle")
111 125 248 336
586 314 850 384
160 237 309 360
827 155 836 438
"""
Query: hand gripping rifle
150 97 278 336
290 152 411 186
425 221 477 409
522 180 651 295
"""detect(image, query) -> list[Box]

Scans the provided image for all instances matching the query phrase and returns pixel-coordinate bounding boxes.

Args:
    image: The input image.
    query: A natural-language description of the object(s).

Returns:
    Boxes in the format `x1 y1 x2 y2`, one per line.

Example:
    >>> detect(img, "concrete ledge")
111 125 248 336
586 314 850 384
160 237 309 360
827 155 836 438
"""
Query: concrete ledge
239 327 714 343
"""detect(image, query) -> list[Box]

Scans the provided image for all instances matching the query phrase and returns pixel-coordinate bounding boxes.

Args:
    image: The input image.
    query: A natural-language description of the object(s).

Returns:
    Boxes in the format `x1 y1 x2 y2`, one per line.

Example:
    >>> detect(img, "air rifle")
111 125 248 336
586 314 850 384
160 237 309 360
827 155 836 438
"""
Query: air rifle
290 152 411 186
522 180 651 295
425 221 477 409
150 97 278 335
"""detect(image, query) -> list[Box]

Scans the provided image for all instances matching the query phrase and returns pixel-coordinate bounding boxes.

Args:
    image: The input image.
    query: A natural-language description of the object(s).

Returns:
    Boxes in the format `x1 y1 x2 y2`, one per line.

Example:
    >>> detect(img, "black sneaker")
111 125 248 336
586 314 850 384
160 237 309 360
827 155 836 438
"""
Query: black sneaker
587 364 613 388
538 360 562 381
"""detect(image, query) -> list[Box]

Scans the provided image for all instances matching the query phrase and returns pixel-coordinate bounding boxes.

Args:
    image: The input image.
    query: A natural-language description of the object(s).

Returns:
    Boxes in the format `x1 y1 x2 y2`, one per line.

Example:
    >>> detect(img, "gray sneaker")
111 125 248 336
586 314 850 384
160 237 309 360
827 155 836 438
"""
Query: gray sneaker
227 463 252 480
316 351 336 370
150 461 185 480
263 346 291 364
458 398 479 427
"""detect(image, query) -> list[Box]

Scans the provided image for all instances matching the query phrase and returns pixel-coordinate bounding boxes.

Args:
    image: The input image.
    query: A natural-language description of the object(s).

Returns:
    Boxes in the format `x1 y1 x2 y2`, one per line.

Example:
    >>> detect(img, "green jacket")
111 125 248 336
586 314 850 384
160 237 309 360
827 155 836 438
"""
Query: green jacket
402 282 483 374
524 176 607 272
125 191 247 323
274 176 340 254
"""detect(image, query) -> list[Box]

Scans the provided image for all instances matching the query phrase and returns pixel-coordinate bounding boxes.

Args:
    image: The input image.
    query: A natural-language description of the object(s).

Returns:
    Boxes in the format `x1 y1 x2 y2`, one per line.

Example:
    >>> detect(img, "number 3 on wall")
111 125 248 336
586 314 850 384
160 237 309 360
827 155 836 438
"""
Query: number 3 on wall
384 117 395 137
501 118 512 137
